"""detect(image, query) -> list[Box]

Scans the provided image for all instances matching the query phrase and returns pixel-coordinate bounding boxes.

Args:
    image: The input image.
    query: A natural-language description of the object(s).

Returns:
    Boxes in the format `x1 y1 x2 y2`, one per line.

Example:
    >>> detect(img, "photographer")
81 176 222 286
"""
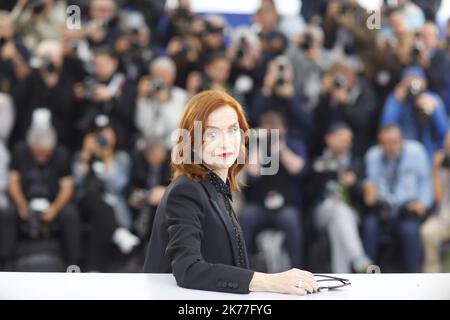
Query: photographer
74 47 135 150
10 0 66 52
12 40 78 152
416 22 450 109
0 121 81 267
240 111 307 269
0 10 30 95
186 53 235 98
323 0 377 81
85 0 121 50
127 136 171 242
115 11 157 82
74 120 139 271
227 28 262 106
310 123 372 273
313 62 376 158
199 15 227 66
420 131 450 272
135 56 188 149
362 125 432 272
62 0 123 67
251 56 312 142
380 66 449 160
157 0 198 47
287 24 340 111
167 34 202 89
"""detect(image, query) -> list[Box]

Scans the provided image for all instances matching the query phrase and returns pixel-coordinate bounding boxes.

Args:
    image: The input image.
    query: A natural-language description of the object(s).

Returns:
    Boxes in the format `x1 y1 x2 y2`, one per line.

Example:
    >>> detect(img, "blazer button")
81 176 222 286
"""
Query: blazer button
228 282 234 288
232 283 239 289
222 281 228 288
217 281 222 288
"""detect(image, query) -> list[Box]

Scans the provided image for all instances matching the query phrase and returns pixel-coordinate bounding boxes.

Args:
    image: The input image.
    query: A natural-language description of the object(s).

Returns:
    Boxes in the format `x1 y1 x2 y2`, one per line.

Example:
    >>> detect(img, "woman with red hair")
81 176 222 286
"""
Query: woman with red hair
144 90 317 295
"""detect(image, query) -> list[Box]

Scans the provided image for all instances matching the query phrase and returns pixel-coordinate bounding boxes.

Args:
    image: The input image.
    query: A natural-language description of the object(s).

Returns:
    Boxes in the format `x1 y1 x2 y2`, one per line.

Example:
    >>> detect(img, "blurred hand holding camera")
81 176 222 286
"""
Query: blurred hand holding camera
86 20 107 43
148 186 166 206
415 93 437 114
138 76 170 103
262 58 294 98
92 84 113 103
405 201 427 218
40 204 59 223
339 171 357 188
0 41 17 61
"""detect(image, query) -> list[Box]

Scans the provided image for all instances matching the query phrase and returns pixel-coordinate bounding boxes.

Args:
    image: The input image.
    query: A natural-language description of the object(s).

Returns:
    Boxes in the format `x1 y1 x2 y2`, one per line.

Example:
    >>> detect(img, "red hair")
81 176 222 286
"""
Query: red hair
171 90 250 191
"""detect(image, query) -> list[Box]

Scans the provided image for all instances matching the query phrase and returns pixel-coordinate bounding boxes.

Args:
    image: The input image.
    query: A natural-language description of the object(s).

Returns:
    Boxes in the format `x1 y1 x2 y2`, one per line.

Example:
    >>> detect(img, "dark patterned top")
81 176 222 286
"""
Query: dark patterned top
205 170 247 268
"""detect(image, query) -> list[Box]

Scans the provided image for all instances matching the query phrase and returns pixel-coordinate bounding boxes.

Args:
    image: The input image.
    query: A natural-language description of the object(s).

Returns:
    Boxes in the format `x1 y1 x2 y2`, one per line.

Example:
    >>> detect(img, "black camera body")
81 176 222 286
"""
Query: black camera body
146 78 166 98
333 74 347 89
41 58 57 74
441 154 450 168
236 37 248 60
275 60 288 87
26 198 51 239
300 32 314 51
0 36 6 49
28 0 46 15
411 40 425 65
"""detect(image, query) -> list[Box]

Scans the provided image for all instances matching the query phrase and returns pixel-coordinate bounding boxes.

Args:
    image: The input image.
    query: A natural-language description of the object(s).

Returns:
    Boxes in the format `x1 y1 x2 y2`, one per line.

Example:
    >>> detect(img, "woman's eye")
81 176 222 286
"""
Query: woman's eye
206 131 217 139
229 127 239 134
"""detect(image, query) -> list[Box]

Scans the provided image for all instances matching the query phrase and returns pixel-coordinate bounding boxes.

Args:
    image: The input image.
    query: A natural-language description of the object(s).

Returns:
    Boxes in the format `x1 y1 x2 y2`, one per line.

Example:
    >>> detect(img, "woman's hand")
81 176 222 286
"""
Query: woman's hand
249 269 318 296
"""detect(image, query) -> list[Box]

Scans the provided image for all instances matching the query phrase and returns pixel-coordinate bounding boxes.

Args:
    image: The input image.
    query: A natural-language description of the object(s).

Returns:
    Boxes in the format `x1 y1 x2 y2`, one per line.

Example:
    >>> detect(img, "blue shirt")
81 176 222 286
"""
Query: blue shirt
380 91 449 160
364 140 433 209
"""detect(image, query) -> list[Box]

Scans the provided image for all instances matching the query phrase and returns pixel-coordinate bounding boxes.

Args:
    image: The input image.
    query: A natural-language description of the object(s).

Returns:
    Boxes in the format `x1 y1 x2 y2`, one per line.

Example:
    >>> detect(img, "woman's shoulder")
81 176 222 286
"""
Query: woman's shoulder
167 175 205 194
161 175 208 217
166 175 205 199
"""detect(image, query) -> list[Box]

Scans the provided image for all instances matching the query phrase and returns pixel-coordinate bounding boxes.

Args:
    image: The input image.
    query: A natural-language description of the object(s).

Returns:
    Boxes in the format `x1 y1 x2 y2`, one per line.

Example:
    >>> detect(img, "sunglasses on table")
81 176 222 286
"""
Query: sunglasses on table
313 274 351 292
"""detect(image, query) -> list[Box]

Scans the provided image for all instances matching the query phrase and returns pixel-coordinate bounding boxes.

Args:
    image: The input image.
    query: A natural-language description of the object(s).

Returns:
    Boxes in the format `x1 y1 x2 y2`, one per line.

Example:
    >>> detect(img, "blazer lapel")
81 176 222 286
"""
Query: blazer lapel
200 179 242 266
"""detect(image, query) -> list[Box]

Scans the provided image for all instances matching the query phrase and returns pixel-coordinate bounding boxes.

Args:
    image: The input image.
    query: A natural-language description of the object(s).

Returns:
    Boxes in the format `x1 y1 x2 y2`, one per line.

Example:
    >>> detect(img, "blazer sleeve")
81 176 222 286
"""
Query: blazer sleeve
165 181 255 294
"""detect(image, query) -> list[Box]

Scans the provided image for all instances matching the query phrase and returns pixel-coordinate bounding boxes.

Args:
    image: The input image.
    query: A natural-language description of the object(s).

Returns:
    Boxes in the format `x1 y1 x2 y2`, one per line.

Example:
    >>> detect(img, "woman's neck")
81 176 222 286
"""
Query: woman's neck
204 164 228 183
213 168 228 183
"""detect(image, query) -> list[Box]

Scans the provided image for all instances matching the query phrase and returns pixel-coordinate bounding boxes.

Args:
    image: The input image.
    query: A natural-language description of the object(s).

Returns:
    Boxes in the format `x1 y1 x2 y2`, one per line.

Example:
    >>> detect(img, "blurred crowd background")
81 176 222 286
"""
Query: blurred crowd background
0 0 449 274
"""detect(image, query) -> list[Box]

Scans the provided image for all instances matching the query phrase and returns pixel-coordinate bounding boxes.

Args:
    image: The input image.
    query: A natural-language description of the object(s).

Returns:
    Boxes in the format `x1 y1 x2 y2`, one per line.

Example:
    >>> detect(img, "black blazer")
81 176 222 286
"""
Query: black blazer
143 175 254 293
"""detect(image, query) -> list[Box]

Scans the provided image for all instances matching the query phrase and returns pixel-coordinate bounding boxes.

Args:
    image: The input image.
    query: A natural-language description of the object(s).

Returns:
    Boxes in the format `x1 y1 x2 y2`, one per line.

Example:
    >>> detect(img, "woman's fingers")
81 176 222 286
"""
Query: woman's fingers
293 269 319 293
298 279 315 294
292 287 307 296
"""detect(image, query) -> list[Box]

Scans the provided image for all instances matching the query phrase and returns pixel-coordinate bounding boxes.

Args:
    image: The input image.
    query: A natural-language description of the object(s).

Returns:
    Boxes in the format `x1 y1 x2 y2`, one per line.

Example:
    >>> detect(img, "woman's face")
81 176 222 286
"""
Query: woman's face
202 105 241 170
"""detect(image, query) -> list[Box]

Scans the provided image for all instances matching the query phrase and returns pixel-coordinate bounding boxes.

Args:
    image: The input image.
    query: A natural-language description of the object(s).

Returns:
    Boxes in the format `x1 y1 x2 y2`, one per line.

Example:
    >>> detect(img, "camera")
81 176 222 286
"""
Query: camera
339 2 354 15
41 58 57 74
80 78 98 101
30 57 57 74
313 157 341 174
28 0 46 15
146 78 166 97
406 79 423 101
204 22 223 36
300 32 314 51
441 154 450 168
236 37 248 60
181 41 192 56
274 57 289 87
0 36 6 49
27 198 50 239
333 74 347 89
130 189 149 205
411 40 425 65
405 79 430 123
93 114 110 148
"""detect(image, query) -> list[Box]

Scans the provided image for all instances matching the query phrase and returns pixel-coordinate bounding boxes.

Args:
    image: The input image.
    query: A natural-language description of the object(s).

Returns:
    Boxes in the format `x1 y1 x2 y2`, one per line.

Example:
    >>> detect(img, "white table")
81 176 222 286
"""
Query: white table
0 272 449 300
